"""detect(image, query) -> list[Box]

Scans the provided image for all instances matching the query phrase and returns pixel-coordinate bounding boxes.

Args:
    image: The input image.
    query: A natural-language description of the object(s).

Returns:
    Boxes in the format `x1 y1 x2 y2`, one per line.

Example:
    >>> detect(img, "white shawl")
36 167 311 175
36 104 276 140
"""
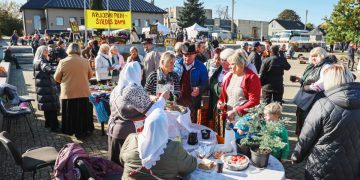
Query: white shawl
117 62 142 90
138 108 169 169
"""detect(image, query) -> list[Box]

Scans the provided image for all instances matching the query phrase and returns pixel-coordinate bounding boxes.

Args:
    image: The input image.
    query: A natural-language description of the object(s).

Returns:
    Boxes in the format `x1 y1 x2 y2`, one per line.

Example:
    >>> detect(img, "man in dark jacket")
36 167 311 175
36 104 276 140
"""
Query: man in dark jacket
248 41 262 73
347 43 355 71
259 45 291 104
292 65 360 179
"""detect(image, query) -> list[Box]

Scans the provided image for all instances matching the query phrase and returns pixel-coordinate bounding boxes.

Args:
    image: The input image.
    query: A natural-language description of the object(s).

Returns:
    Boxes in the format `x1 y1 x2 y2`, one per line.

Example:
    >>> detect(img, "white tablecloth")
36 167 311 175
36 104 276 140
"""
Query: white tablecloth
165 109 217 151
186 155 285 180
181 124 218 152
165 108 284 180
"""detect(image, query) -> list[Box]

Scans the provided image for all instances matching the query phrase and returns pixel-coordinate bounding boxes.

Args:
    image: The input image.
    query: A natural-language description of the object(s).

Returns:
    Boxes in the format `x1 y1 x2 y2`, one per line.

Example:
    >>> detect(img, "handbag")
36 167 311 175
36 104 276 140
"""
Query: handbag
293 88 322 112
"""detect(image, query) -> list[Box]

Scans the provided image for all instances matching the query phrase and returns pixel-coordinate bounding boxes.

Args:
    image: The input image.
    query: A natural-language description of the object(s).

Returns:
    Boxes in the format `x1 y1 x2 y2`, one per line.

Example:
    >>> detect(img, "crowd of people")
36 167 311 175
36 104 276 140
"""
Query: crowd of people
10 33 356 179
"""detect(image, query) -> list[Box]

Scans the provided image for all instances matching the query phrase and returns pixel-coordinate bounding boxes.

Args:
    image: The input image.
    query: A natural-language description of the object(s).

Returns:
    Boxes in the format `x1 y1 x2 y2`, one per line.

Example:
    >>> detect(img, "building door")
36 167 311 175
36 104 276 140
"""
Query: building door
252 27 258 39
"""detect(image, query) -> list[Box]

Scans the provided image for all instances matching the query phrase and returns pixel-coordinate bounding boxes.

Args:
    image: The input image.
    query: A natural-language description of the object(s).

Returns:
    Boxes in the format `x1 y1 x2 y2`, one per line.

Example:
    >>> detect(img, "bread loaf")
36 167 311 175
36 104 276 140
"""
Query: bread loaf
198 159 214 170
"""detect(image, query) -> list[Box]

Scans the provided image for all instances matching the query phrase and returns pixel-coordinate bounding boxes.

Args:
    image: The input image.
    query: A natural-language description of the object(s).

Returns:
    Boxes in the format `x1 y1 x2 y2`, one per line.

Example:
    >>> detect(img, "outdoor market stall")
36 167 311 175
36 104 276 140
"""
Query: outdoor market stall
142 22 171 35
185 23 209 40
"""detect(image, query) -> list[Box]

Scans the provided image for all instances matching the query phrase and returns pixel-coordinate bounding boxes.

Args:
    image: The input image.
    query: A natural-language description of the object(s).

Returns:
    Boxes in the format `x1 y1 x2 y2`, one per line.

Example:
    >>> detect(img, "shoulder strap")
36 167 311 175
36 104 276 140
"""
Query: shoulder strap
128 166 164 180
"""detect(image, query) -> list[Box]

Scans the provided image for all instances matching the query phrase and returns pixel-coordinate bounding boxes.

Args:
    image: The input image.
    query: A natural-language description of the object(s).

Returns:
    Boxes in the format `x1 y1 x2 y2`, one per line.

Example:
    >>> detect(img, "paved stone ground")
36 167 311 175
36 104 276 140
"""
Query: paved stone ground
0 45 109 180
0 43 358 180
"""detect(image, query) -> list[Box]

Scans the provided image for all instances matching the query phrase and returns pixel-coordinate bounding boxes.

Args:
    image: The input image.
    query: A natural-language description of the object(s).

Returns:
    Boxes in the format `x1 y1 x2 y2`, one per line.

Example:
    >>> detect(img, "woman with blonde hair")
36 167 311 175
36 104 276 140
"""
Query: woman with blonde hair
217 53 261 136
144 51 180 100
291 47 335 136
95 44 112 84
54 43 94 138
236 48 258 74
292 64 360 179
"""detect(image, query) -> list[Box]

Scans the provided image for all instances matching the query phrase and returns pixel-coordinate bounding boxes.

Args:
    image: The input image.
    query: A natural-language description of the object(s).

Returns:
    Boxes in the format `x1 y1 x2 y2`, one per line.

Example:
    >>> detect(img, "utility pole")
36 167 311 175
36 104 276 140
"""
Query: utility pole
304 9 308 30
260 22 263 41
107 0 110 36
84 0 87 45
231 0 234 34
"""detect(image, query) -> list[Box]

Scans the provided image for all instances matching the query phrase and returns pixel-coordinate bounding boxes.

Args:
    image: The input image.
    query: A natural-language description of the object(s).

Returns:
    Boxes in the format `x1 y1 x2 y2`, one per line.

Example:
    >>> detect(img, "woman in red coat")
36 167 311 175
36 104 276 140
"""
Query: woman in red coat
217 52 261 135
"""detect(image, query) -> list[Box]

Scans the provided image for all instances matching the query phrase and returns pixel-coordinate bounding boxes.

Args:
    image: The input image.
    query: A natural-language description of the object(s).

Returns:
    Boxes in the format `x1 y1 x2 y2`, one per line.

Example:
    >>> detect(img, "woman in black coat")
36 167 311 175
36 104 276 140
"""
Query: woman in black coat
292 64 360 180
34 46 60 131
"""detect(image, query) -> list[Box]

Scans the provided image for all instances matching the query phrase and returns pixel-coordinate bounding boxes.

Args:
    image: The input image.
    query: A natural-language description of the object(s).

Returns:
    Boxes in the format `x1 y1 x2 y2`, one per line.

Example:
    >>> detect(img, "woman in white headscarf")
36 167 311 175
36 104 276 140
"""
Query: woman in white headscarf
120 108 197 179
107 62 170 165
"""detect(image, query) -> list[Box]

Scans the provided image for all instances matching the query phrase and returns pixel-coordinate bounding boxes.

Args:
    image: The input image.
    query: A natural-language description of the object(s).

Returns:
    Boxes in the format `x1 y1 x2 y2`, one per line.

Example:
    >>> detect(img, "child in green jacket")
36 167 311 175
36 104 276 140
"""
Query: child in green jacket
264 102 290 163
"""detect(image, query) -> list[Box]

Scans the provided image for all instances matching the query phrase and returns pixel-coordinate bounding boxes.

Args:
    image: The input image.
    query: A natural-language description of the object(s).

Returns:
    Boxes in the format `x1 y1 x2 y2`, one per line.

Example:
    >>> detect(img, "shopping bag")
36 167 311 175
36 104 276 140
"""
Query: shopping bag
224 125 236 149
293 88 319 112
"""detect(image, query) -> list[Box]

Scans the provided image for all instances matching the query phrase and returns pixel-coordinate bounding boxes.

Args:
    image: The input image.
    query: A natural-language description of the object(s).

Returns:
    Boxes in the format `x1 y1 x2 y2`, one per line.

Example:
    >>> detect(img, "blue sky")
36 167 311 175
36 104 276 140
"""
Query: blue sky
16 0 338 26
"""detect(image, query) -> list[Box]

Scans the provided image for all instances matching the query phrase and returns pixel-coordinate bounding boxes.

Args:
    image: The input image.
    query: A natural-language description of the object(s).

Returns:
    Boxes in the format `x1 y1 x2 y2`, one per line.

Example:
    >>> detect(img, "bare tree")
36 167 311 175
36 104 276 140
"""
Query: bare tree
215 5 229 19
0 0 22 19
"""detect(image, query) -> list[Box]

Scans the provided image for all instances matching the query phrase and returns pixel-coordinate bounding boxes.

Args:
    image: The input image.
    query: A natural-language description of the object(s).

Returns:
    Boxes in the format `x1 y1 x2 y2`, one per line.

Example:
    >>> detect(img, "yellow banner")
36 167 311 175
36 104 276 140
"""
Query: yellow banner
85 10 131 29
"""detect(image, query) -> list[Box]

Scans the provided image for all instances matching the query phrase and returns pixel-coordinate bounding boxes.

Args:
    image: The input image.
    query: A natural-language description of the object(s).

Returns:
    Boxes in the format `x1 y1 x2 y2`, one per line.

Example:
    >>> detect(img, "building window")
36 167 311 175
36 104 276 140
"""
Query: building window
69 17 77 23
56 17 64 26
144 19 149 27
34 15 41 30
80 17 84 25
152 19 158 24
134 19 141 27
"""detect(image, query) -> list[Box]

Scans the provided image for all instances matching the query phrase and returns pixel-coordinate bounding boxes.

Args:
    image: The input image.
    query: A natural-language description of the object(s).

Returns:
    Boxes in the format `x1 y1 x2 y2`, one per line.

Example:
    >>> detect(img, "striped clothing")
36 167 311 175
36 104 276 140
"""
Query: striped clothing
145 71 181 97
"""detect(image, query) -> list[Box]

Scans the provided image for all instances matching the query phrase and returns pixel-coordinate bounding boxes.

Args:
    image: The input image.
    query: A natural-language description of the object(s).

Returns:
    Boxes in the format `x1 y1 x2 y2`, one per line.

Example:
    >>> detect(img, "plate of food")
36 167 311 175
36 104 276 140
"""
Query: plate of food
222 154 250 171
165 104 187 113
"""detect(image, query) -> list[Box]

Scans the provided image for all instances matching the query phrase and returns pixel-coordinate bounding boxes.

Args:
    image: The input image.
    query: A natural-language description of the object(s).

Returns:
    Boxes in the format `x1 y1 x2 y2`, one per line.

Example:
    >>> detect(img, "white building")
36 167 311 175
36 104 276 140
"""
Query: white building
268 19 305 37
20 0 167 35
235 19 269 40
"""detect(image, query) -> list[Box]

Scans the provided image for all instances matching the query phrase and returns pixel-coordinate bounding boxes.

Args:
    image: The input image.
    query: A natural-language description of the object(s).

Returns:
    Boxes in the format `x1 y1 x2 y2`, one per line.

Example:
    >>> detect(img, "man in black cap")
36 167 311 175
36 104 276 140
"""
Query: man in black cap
248 41 262 73
243 42 250 55
175 42 209 123
142 38 161 84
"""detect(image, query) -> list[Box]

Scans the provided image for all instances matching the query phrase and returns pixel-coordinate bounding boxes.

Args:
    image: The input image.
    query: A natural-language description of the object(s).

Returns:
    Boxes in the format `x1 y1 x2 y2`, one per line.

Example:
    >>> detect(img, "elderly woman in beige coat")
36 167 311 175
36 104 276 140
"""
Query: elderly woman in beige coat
54 43 94 138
